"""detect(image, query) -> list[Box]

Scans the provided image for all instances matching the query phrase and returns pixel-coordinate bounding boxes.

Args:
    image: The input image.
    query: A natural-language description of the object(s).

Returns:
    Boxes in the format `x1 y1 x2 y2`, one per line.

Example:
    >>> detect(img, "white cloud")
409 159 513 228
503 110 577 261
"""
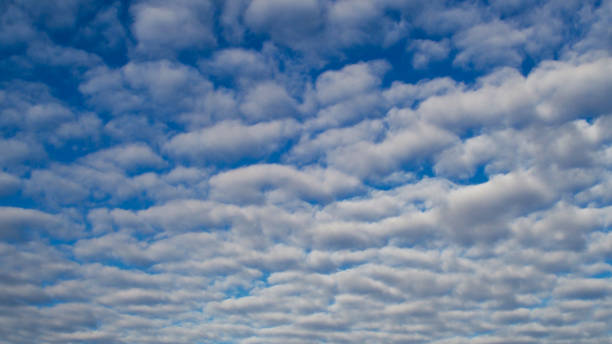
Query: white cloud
453 20 529 69
25 39 102 67
0 4 36 46
288 119 385 165
244 0 322 45
164 119 299 164
570 0 612 57
52 113 102 144
414 2 484 35
80 60 212 116
0 172 20 197
240 81 299 121
0 207 83 240
410 39 451 69
383 77 459 108
324 120 457 180
555 278 612 300
0 82 75 132
315 60 389 106
131 0 216 55
209 164 363 205
80 143 166 172
2 1 612 343
201 48 272 80
440 170 556 245
418 57 612 130
0 138 45 168
77 2 127 52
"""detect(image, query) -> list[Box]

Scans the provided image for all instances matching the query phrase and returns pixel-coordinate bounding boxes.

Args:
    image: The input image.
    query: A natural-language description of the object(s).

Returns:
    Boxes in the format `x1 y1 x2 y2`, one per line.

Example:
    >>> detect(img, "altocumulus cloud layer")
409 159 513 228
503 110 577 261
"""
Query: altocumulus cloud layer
1 0 612 343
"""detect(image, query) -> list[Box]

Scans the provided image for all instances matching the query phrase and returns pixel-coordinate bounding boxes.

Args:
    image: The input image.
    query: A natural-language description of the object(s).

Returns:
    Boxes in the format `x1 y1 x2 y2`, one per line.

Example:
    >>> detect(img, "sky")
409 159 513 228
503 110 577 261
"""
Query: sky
1 0 612 343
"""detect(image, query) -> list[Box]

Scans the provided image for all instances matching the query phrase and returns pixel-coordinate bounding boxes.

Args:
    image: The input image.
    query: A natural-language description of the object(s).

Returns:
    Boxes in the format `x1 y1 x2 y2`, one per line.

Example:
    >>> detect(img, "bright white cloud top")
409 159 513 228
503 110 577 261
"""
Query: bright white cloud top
1 1 612 343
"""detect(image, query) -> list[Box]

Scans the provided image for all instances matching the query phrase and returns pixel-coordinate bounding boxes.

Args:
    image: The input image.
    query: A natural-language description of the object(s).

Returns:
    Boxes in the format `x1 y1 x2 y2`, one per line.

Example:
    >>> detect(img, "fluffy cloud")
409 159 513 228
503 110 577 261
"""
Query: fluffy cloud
0 207 83 240
314 60 389 106
2 1 612 343
201 48 272 80
239 81 299 121
418 57 612 130
164 119 299 164
453 20 529 69
131 0 216 56
79 59 212 116
409 39 451 69
80 143 166 172
208 164 363 205
244 0 323 47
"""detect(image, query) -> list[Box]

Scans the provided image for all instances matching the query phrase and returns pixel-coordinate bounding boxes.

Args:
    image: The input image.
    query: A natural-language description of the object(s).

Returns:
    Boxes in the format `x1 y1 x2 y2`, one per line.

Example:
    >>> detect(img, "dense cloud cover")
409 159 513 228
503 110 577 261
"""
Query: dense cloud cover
1 0 612 343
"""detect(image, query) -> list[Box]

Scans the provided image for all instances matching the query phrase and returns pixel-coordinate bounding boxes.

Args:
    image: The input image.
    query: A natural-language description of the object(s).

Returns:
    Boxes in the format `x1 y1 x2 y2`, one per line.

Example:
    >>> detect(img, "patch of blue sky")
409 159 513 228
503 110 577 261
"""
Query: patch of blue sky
591 271 612 279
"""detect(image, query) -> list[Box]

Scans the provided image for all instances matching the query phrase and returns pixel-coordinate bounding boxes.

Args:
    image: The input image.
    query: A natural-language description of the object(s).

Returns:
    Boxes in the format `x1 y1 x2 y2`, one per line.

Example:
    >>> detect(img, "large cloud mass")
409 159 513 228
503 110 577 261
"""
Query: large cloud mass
1 0 612 343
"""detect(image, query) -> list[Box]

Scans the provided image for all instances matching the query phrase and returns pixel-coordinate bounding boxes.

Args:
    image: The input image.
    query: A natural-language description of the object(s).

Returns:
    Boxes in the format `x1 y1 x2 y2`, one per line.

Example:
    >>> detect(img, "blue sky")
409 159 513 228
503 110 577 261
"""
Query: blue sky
1 0 612 343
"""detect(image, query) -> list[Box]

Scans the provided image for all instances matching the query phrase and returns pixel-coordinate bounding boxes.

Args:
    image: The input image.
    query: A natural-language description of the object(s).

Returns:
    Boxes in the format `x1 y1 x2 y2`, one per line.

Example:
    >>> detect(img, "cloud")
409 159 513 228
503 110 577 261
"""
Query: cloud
131 0 216 56
453 20 529 69
383 77 459 108
0 137 45 168
79 60 212 116
244 0 323 46
409 39 451 69
201 48 272 80
208 164 363 205
323 120 457 180
570 0 612 56
0 207 83 241
440 170 556 245
77 2 127 54
25 39 102 67
414 2 484 35
314 60 390 106
0 172 20 197
164 119 299 164
555 278 612 300
288 119 385 165
2 1 612 343
24 158 205 207
512 203 612 251
239 81 299 121
418 57 612 131
80 143 166 172
0 4 36 46
0 81 74 131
